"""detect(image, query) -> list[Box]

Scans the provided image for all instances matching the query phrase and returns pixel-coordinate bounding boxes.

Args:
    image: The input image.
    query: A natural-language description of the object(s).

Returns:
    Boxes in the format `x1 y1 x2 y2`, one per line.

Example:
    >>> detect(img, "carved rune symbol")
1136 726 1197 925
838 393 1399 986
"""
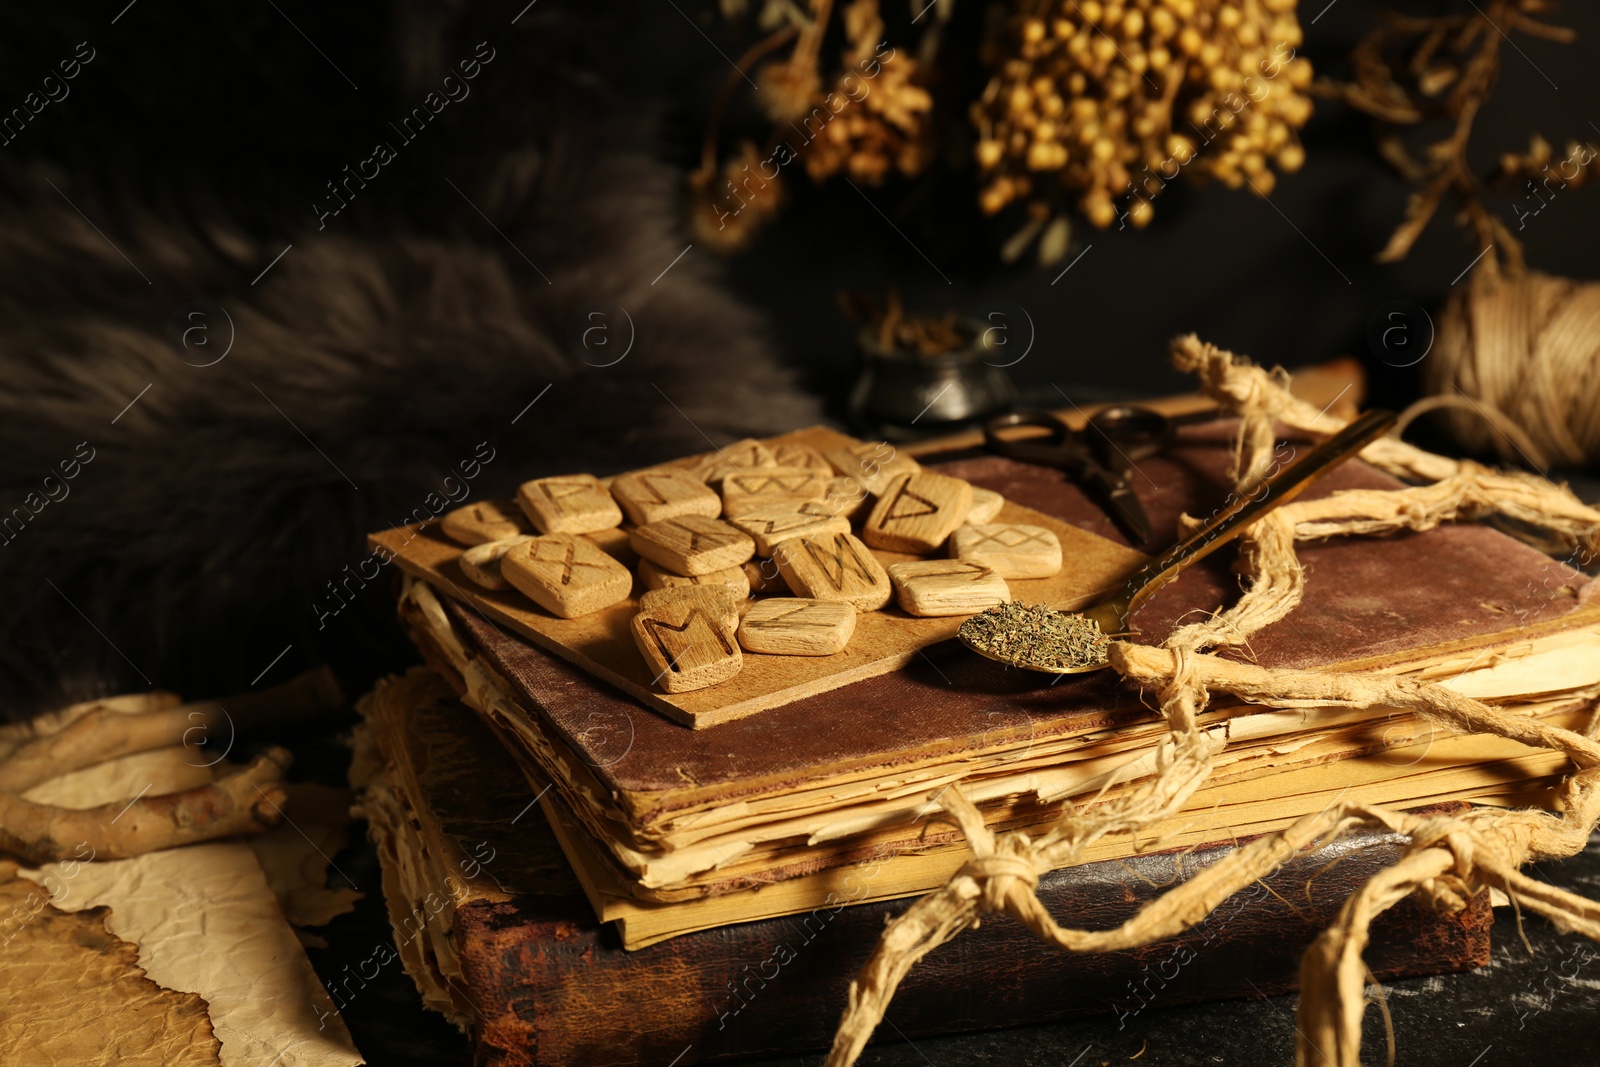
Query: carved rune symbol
803 536 874 587
533 540 610 585
754 513 807 534
968 527 1052 549
723 445 765 469
685 529 732 552
744 603 835 629
539 479 596 511
641 608 735 667
635 472 677 505
731 473 813 494
882 481 938 523
920 562 992 581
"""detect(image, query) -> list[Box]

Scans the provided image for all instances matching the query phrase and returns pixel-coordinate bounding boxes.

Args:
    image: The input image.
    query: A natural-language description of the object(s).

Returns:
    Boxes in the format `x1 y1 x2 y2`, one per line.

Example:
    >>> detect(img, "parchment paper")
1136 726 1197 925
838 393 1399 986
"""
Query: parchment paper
13 747 364 1067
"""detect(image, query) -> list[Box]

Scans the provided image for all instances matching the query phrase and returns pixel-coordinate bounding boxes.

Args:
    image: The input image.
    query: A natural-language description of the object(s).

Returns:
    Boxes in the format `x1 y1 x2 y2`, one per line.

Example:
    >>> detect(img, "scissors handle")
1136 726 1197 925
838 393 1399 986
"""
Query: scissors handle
983 408 1156 542
982 411 1084 469
1084 405 1172 462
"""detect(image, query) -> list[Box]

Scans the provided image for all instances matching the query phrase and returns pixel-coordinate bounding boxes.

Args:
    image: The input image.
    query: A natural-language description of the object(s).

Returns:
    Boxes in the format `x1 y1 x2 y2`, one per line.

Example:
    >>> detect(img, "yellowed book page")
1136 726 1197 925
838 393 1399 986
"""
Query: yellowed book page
572 720 1576 948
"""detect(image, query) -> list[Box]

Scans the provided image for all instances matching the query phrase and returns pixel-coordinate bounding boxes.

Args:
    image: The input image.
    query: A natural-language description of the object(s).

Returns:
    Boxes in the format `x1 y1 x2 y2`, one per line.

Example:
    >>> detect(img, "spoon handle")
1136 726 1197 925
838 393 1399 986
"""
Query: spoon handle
1110 408 1399 626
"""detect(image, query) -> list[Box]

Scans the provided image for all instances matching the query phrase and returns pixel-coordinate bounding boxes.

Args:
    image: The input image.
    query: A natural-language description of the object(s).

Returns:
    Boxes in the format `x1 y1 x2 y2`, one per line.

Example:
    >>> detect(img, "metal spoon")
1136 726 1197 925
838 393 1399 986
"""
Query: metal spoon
958 409 1399 674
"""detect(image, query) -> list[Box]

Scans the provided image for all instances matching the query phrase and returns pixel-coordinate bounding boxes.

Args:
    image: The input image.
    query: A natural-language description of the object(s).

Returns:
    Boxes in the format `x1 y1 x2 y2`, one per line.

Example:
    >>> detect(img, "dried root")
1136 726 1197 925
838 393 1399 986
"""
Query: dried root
0 668 341 867
0 749 293 865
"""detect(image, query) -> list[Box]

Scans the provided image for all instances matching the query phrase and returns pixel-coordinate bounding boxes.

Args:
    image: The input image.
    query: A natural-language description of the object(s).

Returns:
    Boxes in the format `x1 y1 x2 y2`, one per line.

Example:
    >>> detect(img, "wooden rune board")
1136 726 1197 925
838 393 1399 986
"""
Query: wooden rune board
369 426 1147 728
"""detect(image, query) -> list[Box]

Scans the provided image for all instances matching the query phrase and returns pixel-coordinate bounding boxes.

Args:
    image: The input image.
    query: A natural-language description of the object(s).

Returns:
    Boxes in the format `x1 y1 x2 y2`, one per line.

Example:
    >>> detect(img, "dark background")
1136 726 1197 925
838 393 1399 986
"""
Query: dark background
651 0 1600 413
5 0 1596 415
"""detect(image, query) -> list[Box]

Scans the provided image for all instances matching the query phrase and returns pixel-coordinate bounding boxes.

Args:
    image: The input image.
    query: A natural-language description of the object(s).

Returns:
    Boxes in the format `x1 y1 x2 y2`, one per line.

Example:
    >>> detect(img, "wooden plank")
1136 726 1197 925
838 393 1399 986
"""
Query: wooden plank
371 426 1147 728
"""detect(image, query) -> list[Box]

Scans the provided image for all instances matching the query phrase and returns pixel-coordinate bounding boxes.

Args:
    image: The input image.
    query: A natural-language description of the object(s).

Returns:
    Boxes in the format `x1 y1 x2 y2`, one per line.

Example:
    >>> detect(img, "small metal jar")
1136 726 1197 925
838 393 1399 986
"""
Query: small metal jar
848 317 1018 441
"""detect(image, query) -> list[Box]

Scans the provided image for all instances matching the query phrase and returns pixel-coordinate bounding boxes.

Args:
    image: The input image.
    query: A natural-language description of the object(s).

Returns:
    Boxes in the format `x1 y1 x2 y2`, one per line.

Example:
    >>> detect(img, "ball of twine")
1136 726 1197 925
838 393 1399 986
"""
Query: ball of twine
1412 269 1600 471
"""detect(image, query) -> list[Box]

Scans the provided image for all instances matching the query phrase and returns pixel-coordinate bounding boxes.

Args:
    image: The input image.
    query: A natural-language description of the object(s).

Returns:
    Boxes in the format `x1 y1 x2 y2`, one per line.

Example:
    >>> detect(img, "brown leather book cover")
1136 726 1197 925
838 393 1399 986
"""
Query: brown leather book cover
356 670 1493 1067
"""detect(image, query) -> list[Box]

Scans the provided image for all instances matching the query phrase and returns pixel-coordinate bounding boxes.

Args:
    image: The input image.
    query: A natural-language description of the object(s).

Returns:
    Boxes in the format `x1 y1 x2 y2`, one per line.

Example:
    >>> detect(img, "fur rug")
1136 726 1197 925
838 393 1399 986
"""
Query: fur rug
0 1 820 715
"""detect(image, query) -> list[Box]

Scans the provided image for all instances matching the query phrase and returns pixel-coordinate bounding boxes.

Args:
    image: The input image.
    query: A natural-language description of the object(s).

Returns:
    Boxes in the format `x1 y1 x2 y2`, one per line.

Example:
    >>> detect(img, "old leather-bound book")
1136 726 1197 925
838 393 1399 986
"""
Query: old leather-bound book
352 669 1493 1067
377 420 1600 946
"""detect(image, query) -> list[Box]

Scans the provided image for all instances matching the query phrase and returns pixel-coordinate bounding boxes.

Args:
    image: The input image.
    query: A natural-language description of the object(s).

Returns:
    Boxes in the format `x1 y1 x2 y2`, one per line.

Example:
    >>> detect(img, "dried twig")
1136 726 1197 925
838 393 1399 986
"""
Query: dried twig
0 749 292 864
0 667 340 795
1315 0 1578 271
691 0 938 250
0 668 342 865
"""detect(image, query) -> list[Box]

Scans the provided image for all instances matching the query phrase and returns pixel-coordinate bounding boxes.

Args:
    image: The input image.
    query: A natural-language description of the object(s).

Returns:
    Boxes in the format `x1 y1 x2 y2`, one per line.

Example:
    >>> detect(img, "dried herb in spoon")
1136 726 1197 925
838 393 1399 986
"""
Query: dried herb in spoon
957 602 1110 671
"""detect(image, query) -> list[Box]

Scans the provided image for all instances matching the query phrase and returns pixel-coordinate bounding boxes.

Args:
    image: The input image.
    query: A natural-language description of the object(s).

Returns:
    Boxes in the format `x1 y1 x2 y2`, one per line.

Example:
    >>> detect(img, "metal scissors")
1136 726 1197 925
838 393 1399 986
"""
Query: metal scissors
982 404 1179 545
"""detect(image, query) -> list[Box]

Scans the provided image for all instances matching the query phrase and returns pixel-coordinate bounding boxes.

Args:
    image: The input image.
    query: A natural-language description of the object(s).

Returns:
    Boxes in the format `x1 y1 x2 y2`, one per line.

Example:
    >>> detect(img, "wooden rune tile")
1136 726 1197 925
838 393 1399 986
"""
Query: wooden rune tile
684 438 779 484
501 534 633 618
737 598 856 656
966 487 1006 525
887 560 1010 617
458 535 535 591
720 467 830 517
724 500 851 555
769 442 833 471
950 523 1064 579
820 477 873 522
609 468 721 526
638 584 744 626
638 558 752 599
630 587 743 693
823 441 920 495
861 470 974 554
440 499 529 546
772 531 892 610
516 474 624 535
629 515 756 576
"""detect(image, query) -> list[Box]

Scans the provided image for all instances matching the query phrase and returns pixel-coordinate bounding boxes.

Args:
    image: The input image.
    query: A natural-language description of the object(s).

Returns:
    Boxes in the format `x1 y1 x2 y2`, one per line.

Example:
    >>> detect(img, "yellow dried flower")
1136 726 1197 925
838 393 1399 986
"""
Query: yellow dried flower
756 57 822 122
971 0 1313 229
689 141 787 253
803 46 934 185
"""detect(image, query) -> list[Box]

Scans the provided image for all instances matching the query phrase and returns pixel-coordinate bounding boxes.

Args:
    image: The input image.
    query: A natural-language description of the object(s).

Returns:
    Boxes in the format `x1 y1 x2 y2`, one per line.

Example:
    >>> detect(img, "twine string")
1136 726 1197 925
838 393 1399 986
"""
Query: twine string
1424 269 1600 470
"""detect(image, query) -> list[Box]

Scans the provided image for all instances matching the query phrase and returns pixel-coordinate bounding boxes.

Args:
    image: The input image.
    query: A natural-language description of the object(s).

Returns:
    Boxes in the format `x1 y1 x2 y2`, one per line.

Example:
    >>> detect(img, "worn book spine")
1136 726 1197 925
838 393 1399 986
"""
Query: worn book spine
454 817 1490 1067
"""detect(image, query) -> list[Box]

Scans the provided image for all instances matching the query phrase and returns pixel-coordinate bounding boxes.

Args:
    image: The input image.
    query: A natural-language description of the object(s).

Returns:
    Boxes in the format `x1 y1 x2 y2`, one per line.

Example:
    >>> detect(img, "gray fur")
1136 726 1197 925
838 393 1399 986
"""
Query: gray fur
0 1 819 713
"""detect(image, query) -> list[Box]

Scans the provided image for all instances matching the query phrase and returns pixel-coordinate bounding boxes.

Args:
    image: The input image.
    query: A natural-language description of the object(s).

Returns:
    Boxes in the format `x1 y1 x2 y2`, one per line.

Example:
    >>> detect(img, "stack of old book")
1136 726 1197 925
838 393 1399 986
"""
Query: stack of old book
354 415 1600 1066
